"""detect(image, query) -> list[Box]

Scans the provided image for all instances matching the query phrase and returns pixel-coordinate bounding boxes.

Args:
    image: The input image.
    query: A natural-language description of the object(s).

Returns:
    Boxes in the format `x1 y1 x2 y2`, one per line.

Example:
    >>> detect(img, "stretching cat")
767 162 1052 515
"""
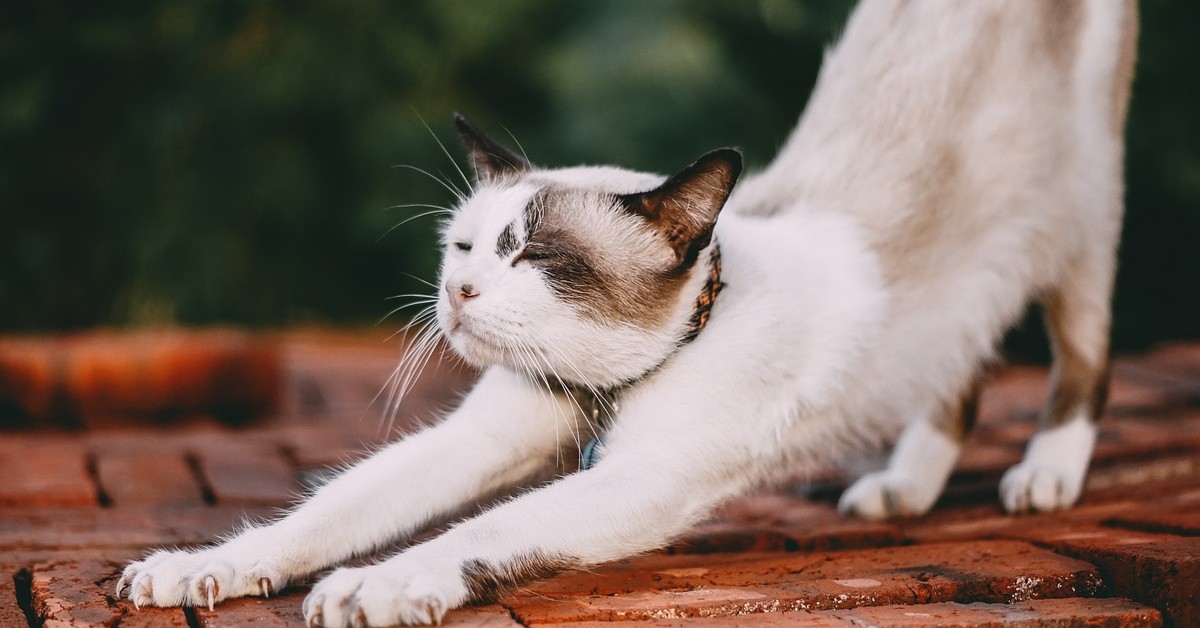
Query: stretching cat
118 1 1138 625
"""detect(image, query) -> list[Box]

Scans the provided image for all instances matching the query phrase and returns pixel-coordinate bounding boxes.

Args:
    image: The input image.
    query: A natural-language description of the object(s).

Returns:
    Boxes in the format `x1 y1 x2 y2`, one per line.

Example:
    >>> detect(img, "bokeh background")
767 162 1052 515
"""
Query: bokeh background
2 0 1197 356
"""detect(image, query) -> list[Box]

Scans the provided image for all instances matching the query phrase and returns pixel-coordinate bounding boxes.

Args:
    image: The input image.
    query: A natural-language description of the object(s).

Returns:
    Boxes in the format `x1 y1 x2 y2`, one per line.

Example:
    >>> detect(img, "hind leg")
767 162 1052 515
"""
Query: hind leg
839 378 982 520
1000 254 1114 513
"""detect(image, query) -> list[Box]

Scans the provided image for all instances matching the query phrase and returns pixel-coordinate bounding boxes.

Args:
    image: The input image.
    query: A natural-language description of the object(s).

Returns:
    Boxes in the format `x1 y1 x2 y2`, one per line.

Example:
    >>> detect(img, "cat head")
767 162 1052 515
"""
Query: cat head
435 114 742 388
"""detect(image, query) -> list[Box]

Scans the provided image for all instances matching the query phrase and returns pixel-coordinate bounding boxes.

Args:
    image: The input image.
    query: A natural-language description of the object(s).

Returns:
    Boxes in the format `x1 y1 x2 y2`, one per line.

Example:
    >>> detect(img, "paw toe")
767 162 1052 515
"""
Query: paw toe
1000 463 1082 514
838 474 889 520
839 472 937 520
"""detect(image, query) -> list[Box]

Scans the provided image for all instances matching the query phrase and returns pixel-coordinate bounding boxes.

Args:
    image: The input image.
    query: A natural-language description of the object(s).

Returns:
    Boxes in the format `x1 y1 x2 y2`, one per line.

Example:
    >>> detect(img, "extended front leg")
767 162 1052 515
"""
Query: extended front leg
304 454 740 626
301 393 777 627
117 368 579 610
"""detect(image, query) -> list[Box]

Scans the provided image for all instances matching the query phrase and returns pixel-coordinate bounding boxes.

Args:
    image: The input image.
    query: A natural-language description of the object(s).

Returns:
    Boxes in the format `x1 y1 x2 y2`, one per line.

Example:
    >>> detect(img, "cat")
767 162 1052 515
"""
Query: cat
116 0 1138 625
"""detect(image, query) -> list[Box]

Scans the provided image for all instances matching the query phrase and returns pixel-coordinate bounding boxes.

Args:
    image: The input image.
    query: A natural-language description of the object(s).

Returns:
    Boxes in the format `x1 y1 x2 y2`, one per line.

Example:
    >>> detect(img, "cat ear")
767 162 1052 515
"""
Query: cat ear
453 113 532 181
620 148 743 268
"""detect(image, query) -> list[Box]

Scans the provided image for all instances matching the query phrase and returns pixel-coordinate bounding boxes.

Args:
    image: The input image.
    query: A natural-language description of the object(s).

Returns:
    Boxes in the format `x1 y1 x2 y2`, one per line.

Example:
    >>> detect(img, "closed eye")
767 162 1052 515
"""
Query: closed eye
454 241 472 252
514 247 553 264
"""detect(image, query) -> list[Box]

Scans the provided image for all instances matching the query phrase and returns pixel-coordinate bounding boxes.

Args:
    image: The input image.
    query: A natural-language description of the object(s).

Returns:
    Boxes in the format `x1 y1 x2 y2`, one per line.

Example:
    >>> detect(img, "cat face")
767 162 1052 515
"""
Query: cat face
434 115 741 388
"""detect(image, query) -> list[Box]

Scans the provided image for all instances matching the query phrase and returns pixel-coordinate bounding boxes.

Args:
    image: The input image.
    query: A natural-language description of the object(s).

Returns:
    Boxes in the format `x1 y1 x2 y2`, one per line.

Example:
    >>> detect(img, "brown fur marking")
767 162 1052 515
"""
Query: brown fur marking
621 149 741 269
1046 351 1110 428
495 220 520 257
461 552 574 604
1039 1 1083 75
454 113 532 181
508 152 739 331
932 376 983 443
523 189 694 329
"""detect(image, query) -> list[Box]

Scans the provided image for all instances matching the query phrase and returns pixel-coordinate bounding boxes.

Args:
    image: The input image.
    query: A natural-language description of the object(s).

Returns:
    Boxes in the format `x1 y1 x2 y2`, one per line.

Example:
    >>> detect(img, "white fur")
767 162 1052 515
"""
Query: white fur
1001 412 1099 513
838 418 963 520
119 1 1133 625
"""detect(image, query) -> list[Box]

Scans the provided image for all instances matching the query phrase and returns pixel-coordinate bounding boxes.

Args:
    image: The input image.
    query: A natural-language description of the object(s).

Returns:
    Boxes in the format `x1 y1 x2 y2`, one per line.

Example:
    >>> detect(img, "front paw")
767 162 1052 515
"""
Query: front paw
304 561 467 627
838 470 941 520
117 547 281 610
999 460 1084 513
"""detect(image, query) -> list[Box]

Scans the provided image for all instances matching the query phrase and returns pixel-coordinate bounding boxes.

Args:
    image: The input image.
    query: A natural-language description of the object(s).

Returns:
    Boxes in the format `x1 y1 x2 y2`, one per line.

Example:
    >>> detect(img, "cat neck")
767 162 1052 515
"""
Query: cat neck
556 240 724 398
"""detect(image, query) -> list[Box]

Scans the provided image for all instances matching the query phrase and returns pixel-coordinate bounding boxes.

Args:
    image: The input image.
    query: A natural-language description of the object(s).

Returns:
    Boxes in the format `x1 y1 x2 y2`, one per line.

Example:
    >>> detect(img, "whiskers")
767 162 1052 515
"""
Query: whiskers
504 327 616 463
374 303 616 471
389 110 476 209
371 114 472 437
376 302 446 437
377 203 456 242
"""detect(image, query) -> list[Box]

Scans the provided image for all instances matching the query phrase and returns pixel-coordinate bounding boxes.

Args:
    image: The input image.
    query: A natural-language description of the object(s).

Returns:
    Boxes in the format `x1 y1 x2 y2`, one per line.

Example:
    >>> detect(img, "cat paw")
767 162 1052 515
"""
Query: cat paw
1000 461 1083 513
117 548 281 610
303 561 466 627
838 470 940 520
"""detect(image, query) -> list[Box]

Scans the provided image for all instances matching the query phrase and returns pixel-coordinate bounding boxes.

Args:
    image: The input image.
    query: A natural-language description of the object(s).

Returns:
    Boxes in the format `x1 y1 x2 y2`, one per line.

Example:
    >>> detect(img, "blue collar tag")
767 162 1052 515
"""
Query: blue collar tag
579 435 604 470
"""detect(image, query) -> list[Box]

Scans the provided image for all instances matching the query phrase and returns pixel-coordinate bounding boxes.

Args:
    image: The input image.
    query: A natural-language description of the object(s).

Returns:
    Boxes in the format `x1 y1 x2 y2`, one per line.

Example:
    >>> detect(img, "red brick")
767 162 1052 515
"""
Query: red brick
94 450 205 506
1084 454 1200 502
952 442 1024 477
0 564 33 627
0 331 282 425
973 420 1038 449
1107 505 1200 537
84 420 229 455
192 440 297 505
0 505 273 551
0 337 58 423
1107 376 1184 414
1116 345 1200 399
270 422 358 468
72 331 282 420
443 605 524 626
0 436 97 507
1000 525 1200 627
551 598 1162 627
825 597 1161 627
191 592 305 627
978 366 1047 424
901 501 1137 545
30 552 189 627
976 363 1179 426
187 579 519 627
672 495 902 554
1093 415 1200 462
550 609 853 626
506 541 1102 623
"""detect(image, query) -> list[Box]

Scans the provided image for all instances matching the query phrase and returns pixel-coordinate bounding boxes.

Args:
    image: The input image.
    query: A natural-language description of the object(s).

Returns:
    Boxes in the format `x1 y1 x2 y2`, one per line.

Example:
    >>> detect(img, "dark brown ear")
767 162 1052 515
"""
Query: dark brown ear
453 113 532 181
620 148 742 268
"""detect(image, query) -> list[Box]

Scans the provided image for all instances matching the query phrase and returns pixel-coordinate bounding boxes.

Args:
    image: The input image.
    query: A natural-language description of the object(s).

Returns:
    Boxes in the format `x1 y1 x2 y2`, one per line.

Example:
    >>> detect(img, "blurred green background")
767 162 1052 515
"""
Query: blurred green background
1 1 1197 354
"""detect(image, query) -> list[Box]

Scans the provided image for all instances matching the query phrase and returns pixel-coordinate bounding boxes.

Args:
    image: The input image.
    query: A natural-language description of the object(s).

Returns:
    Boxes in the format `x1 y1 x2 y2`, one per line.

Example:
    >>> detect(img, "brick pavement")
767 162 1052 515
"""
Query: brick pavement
2 331 1198 626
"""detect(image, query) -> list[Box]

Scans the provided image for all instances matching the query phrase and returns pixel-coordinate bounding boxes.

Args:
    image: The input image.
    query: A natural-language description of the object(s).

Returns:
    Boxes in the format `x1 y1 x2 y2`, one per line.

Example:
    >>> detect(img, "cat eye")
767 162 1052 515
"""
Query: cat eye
516 248 552 263
453 241 472 252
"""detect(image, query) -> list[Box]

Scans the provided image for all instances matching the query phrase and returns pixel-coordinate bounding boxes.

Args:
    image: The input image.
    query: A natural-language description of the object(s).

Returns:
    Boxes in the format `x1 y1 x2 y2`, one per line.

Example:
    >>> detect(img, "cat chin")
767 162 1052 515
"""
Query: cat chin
442 326 503 369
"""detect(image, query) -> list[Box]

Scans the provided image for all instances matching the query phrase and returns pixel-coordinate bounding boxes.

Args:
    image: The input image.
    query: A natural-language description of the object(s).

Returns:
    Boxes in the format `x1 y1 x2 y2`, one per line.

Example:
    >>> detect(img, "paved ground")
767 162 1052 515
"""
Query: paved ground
2 331 1198 626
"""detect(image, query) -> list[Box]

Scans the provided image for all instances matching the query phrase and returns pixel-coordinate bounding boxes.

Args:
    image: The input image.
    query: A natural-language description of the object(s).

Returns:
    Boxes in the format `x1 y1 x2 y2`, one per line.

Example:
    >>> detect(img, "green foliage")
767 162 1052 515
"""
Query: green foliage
1 1 1196 351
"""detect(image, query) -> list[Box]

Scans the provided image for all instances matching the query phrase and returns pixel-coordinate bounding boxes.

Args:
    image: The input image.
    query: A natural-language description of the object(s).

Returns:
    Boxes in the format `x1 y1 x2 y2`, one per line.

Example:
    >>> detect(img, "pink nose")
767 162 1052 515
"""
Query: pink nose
447 282 479 310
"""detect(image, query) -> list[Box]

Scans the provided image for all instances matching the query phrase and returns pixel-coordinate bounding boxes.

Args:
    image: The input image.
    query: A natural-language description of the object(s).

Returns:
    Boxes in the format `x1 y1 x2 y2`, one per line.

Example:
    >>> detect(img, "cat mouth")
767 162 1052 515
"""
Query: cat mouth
450 318 500 350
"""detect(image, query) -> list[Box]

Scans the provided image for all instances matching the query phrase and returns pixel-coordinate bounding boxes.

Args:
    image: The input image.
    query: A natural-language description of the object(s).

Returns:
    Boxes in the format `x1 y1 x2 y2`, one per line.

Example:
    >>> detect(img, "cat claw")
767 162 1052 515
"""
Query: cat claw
260 577 272 598
114 575 127 598
204 575 216 611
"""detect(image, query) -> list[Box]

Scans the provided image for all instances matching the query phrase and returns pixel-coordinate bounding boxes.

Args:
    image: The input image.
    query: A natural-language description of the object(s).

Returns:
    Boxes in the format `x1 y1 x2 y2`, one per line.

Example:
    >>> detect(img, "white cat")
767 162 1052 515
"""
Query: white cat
117 1 1138 625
